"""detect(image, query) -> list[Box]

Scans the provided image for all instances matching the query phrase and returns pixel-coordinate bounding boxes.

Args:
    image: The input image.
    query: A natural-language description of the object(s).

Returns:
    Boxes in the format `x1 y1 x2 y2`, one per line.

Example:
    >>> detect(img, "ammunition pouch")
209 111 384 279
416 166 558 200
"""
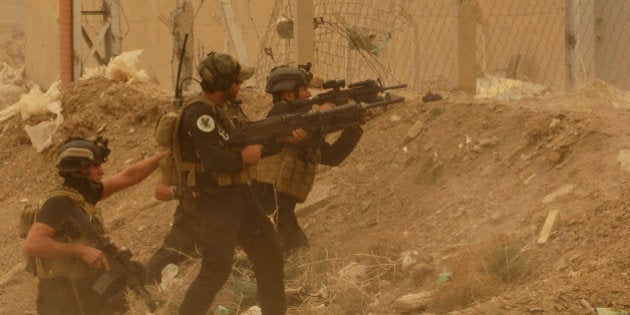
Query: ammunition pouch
214 165 257 186
36 255 93 280
257 148 319 203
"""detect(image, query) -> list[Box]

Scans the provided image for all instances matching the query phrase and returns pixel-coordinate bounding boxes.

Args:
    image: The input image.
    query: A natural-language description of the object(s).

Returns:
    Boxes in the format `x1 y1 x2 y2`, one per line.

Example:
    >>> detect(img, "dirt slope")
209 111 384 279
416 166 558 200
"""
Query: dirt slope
0 77 629 314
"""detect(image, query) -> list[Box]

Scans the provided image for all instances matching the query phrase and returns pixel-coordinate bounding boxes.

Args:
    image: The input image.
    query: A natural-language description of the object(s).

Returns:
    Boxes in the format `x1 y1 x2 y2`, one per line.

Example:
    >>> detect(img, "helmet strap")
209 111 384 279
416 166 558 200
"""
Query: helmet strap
292 86 300 100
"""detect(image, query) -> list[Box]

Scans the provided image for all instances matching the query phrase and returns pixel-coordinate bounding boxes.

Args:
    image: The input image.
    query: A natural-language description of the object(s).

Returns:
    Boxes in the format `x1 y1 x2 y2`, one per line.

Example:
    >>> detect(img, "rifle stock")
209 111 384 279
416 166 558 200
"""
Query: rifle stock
69 207 161 312
227 93 405 146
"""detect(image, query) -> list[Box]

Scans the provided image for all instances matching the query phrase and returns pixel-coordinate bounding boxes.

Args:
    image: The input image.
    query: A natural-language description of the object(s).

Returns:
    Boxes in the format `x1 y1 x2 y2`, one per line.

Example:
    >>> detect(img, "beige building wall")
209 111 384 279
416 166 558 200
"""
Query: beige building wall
95 0 273 89
477 0 565 89
24 0 61 88
0 0 24 38
595 0 630 89
20 0 630 91
23 0 272 89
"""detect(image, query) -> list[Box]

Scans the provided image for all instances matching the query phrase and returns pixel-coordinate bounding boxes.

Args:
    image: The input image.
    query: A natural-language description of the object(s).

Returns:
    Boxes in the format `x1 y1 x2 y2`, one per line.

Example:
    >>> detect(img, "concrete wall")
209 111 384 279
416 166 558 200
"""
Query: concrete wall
24 0 60 88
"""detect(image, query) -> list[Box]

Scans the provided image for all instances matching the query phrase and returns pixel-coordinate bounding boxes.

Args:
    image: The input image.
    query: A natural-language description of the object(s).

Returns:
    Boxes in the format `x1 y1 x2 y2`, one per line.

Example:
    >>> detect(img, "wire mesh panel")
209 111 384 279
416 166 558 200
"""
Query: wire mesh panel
593 0 630 91
255 0 430 88
254 0 630 99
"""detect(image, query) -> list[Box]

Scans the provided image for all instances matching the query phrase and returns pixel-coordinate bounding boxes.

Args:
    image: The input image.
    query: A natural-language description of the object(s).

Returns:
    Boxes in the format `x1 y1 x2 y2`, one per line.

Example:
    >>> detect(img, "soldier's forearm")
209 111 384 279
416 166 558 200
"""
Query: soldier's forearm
125 151 169 183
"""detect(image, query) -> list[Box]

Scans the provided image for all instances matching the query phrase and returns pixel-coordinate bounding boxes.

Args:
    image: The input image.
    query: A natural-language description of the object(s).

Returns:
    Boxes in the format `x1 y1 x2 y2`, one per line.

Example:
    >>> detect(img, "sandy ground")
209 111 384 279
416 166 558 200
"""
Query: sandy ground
0 71 629 314
2 24 630 312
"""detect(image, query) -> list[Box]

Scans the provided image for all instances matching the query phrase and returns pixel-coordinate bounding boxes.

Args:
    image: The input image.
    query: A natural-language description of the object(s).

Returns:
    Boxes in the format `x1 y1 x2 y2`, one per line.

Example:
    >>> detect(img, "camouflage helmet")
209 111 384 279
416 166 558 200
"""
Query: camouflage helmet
265 65 313 93
56 136 110 174
197 52 254 91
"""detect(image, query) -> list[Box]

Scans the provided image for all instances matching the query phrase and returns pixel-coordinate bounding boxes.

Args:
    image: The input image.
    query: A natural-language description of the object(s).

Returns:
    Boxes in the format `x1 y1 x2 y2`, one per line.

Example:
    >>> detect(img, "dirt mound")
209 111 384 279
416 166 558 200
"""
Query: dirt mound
0 77 629 314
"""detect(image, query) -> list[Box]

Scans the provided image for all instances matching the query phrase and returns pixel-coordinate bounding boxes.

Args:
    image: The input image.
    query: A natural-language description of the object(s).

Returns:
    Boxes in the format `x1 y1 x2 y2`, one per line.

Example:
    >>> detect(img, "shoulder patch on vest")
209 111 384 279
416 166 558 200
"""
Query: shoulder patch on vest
196 115 216 132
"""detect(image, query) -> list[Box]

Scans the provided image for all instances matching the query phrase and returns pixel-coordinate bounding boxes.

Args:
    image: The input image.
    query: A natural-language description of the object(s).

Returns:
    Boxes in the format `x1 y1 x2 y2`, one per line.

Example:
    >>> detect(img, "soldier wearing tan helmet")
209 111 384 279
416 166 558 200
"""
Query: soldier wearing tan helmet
154 52 300 315
252 65 363 253
22 136 167 314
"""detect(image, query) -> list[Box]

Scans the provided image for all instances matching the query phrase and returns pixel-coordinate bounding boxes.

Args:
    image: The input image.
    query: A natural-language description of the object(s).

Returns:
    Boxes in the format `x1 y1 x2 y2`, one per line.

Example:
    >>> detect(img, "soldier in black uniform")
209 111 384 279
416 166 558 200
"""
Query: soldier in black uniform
171 52 296 315
23 136 167 314
252 65 363 253
144 175 199 285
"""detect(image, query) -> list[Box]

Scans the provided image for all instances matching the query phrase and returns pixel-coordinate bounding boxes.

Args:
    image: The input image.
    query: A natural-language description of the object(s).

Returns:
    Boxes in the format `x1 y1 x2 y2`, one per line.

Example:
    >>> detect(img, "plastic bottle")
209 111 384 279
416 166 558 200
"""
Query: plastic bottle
160 263 179 291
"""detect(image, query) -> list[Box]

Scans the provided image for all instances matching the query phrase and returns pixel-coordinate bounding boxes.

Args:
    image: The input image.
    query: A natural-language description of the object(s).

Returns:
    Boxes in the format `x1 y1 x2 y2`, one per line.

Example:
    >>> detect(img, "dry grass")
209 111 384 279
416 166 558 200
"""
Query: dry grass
429 235 531 313
282 244 407 314
127 235 531 314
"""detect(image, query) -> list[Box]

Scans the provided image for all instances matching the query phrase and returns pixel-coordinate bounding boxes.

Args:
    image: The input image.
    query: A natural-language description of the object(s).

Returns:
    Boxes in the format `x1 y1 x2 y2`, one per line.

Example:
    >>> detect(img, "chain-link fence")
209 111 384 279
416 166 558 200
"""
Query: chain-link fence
254 0 630 99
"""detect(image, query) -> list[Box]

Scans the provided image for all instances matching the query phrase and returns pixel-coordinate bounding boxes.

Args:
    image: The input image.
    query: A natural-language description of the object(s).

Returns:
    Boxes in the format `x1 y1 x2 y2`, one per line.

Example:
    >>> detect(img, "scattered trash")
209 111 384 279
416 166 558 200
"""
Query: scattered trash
338 262 368 284
159 263 178 291
401 120 424 145
537 209 561 244
392 290 435 312
241 305 262 315
216 305 231 315
19 81 63 152
580 299 597 314
401 250 418 270
596 308 629 315
617 149 630 171
477 74 548 100
390 114 401 122
81 50 149 83
422 91 443 103
232 276 257 298
435 272 452 284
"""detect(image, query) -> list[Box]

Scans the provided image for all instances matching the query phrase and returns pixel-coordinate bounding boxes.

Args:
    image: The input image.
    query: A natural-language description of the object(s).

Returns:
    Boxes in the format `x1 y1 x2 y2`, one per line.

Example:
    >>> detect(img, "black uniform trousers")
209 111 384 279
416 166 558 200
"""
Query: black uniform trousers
145 204 199 284
251 181 309 253
178 185 286 315
37 275 128 315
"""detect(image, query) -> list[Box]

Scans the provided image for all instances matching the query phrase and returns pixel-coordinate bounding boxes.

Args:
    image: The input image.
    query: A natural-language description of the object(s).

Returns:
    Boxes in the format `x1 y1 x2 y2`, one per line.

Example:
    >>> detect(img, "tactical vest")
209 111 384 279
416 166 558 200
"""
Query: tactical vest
23 187 104 279
256 144 321 203
156 96 255 191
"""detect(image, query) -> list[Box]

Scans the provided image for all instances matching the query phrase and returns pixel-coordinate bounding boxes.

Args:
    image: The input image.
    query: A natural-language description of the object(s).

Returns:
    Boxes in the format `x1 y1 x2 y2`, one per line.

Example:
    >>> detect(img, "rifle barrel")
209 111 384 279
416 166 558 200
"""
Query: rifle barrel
383 84 408 90
362 95 405 109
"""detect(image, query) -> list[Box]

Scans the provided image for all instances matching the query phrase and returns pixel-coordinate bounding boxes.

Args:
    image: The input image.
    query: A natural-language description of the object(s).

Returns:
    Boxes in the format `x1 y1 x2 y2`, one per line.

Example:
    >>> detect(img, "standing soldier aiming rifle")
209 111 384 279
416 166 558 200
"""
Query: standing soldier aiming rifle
22 136 167 314
252 65 364 253
154 52 303 315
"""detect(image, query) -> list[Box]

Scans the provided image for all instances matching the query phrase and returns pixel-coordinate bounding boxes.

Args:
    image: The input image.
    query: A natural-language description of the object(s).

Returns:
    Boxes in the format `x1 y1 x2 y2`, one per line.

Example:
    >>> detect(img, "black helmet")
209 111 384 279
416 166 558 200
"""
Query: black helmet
56 136 110 174
265 65 313 93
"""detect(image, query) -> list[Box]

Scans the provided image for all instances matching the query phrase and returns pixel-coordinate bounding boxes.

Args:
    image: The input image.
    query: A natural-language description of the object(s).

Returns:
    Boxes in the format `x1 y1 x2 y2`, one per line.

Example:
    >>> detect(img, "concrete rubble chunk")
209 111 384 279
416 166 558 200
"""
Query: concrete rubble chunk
392 290 435 312
538 209 561 244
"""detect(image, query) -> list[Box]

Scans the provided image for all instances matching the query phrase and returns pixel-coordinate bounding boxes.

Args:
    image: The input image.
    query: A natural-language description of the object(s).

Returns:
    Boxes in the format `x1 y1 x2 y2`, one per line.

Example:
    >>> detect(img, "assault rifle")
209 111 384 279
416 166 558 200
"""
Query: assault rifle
69 207 162 312
172 33 189 108
288 78 407 114
226 93 405 146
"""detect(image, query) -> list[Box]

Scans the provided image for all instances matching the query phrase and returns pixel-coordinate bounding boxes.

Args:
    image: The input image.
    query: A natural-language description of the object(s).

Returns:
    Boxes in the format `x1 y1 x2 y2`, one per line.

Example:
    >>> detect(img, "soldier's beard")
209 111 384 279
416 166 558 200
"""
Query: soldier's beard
63 174 103 204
